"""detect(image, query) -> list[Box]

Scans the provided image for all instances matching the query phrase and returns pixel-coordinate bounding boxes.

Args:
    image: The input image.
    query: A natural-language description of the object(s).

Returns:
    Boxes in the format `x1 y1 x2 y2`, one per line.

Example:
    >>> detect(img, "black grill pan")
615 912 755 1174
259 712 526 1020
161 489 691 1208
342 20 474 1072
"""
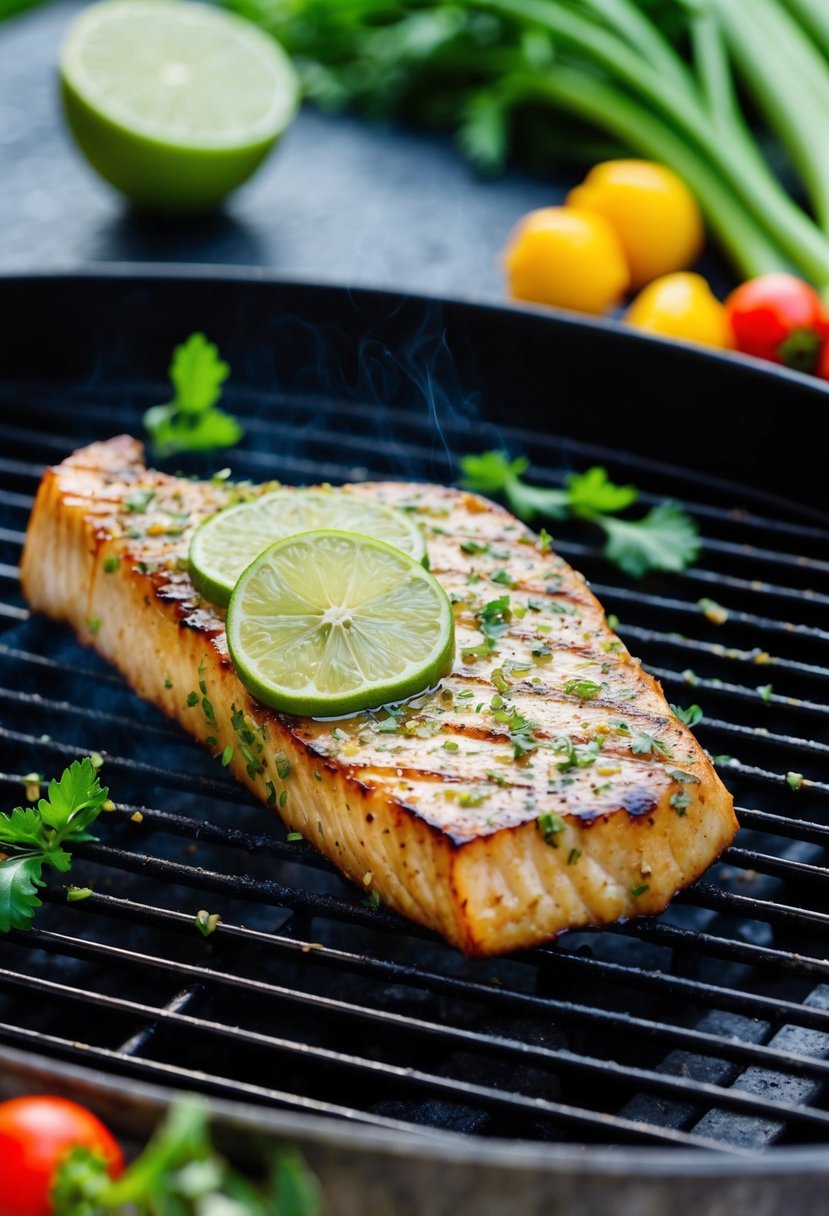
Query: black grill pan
1 267 829 1214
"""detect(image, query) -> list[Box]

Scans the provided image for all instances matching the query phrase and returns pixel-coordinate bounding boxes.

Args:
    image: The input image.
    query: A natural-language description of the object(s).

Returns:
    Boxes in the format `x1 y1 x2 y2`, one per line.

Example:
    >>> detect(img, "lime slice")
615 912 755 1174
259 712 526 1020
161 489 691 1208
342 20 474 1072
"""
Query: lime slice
59 0 299 213
226 529 456 717
189 488 428 607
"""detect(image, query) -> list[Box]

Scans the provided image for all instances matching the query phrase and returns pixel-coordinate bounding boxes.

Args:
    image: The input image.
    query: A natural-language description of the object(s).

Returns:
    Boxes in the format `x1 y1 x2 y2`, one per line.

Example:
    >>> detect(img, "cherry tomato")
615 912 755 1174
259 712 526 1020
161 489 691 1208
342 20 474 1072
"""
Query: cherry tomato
623 272 733 349
723 272 828 373
0 1094 124 1216
566 159 705 290
502 205 630 315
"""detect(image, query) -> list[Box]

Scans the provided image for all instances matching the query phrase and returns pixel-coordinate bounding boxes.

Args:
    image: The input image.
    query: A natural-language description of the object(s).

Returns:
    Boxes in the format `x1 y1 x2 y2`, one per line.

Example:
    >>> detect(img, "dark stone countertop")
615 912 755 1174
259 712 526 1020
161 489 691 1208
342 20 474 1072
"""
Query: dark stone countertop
0 0 570 300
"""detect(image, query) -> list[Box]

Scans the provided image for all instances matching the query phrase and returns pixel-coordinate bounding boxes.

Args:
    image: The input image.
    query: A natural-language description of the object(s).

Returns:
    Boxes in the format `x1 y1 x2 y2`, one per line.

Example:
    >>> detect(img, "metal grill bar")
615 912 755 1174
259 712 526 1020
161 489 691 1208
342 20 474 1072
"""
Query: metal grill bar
2 287 829 1156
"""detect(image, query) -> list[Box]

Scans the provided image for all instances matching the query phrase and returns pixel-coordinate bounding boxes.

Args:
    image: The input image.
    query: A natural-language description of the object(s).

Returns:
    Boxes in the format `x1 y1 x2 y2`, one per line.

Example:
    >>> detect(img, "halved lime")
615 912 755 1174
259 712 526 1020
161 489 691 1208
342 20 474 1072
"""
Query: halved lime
59 0 299 213
189 488 428 607
226 530 455 717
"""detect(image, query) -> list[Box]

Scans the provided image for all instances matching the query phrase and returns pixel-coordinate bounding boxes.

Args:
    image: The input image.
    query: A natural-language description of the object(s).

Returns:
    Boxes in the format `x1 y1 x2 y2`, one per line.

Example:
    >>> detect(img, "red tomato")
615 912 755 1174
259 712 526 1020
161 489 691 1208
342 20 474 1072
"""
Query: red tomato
724 272 827 372
0 1094 124 1216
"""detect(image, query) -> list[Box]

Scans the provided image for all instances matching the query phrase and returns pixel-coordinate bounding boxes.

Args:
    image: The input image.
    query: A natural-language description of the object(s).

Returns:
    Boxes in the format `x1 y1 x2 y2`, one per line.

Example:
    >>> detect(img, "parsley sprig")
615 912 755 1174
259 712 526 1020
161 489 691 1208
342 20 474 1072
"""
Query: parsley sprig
53 1093 323 1215
144 332 244 457
0 758 108 932
459 451 699 579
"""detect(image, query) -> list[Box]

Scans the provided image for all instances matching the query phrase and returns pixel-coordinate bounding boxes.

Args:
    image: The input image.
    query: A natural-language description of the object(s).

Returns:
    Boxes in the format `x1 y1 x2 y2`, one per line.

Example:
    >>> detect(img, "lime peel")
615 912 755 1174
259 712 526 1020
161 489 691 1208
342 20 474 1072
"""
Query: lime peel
59 0 299 212
226 529 455 718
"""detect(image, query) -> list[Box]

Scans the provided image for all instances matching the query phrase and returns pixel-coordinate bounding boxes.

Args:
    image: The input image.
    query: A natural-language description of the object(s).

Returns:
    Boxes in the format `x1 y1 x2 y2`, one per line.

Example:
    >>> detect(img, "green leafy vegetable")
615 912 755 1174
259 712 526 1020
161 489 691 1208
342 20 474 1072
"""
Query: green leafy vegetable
144 332 244 457
0 758 108 932
53 1093 324 1215
459 450 699 578
223 0 829 291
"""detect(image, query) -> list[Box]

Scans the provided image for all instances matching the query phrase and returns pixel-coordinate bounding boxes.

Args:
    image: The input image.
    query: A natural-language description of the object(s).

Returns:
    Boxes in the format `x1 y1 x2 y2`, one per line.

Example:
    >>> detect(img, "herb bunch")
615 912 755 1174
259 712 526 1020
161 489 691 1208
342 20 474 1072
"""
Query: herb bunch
144 332 244 458
221 0 829 294
459 450 699 578
0 757 109 932
53 1094 323 1216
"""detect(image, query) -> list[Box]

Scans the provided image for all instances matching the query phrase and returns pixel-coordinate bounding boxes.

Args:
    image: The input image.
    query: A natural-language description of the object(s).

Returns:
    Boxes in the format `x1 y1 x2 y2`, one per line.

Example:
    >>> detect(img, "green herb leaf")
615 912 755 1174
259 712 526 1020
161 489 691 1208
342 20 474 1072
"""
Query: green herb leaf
170 331 229 415
144 332 243 457
671 703 703 727
0 854 44 932
599 503 700 579
566 466 638 515
0 758 109 933
458 452 698 578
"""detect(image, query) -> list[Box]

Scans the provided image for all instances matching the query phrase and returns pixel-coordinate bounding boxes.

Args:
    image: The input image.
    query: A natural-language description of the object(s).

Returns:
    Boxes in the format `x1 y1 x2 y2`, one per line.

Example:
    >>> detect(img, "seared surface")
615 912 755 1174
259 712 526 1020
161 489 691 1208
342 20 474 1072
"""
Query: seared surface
19 436 738 955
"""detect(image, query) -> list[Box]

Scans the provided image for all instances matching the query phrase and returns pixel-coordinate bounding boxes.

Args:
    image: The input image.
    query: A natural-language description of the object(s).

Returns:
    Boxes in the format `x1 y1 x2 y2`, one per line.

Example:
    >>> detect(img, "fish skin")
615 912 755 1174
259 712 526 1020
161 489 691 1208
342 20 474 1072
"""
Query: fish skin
19 436 738 957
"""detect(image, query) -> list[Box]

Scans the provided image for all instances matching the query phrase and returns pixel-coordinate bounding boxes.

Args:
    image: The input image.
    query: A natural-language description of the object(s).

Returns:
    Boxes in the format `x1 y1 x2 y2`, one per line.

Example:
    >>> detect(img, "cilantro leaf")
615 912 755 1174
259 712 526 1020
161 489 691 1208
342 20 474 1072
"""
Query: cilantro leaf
169 332 229 415
0 806 47 851
0 757 109 933
458 451 699 578
459 449 528 494
599 503 700 579
0 854 45 932
566 466 639 515
37 756 108 838
459 450 568 521
144 332 243 457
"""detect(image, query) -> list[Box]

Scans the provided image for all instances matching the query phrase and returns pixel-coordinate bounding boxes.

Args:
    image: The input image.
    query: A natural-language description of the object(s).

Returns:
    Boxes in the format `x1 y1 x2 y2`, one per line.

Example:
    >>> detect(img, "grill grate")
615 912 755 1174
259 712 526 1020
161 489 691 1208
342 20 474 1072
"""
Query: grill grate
1 273 829 1162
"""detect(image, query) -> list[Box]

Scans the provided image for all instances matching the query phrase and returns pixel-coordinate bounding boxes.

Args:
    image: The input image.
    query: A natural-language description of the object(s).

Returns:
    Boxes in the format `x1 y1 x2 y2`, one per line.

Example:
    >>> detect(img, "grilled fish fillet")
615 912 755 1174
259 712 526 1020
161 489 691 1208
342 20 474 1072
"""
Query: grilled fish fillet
20 436 738 956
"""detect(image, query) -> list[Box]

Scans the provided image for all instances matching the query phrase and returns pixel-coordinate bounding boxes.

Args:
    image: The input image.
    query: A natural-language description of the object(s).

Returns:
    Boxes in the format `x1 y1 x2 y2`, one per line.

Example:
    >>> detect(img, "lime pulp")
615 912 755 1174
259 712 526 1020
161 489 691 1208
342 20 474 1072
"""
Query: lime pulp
226 529 455 718
189 488 428 607
59 0 299 213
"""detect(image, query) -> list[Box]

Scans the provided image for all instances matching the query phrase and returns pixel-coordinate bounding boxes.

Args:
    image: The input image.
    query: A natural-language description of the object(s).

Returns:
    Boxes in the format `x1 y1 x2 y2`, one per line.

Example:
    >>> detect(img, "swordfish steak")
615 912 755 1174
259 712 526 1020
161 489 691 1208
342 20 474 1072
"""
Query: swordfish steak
20 436 738 956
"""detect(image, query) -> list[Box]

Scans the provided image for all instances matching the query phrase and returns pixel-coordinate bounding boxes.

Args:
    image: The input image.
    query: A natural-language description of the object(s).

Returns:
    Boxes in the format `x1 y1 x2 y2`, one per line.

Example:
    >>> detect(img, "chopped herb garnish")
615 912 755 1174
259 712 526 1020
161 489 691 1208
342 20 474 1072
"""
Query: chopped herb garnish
102 554 120 574
124 488 156 514
757 683 774 702
286 831 303 842
671 703 703 727
194 909 221 937
630 730 673 758
66 885 93 902
567 848 581 865
699 597 729 625
786 771 804 791
220 745 233 767
631 884 650 898
491 569 514 586
458 789 489 808
563 678 604 700
275 754 291 780
494 706 541 759
87 618 101 635
537 811 565 846
554 734 603 772
670 791 692 816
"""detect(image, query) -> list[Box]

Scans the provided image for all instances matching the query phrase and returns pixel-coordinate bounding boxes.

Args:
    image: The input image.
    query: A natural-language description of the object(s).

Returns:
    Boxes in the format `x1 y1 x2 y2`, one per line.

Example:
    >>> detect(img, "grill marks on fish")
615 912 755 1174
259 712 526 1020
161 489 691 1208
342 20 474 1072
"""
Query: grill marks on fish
19 436 739 956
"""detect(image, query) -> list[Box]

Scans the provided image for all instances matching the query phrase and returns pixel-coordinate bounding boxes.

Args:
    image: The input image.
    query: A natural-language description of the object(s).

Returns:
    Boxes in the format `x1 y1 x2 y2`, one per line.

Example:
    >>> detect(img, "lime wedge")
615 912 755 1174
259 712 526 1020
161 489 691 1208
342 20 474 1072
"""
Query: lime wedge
189 488 428 607
226 530 455 717
59 0 299 213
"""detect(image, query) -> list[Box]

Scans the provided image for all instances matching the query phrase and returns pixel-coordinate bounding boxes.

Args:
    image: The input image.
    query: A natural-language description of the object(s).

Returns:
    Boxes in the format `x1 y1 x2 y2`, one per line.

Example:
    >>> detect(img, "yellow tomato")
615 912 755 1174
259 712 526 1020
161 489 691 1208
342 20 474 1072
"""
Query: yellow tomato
566 160 705 290
623 272 733 349
502 206 630 315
